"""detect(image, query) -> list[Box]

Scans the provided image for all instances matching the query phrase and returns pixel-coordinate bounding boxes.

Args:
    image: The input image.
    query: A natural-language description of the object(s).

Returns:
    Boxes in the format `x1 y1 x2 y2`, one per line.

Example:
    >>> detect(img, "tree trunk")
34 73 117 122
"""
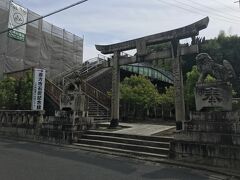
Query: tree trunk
147 108 150 117
154 107 157 117
161 105 164 120
133 104 136 118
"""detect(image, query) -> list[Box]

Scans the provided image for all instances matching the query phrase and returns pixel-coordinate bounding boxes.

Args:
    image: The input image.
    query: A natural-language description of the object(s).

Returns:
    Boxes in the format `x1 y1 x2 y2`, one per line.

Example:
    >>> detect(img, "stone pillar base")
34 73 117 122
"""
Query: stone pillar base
109 119 119 128
170 111 240 170
176 121 183 131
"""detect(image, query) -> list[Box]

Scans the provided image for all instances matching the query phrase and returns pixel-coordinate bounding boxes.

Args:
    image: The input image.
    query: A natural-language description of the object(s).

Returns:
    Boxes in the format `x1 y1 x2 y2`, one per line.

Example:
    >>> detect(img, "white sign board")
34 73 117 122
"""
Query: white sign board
32 69 46 110
8 2 28 41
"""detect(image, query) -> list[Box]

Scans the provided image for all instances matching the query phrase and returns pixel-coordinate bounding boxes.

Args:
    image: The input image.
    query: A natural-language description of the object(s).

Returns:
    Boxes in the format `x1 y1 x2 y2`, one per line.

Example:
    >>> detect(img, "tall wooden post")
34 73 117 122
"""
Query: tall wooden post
171 40 185 130
109 51 120 128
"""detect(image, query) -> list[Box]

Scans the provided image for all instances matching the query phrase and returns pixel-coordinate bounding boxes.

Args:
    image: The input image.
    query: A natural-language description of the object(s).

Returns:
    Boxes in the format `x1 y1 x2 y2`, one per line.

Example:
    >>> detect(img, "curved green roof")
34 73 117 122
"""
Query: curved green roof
121 63 173 84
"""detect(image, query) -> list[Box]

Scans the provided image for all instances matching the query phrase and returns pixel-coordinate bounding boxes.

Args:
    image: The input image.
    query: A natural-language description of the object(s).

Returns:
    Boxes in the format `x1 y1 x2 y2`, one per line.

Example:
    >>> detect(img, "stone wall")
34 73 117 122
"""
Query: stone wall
170 111 240 169
0 110 93 144
0 110 44 140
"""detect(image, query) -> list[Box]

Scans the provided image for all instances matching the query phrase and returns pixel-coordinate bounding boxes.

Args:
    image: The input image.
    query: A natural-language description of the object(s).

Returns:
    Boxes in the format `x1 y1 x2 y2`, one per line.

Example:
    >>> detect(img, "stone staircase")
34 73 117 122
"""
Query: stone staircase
87 98 110 122
45 78 111 122
45 56 111 122
74 130 173 159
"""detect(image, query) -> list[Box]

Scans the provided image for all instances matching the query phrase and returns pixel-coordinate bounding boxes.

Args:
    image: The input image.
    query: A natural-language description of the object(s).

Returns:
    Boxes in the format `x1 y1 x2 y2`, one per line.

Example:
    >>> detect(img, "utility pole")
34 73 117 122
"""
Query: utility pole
234 1 240 8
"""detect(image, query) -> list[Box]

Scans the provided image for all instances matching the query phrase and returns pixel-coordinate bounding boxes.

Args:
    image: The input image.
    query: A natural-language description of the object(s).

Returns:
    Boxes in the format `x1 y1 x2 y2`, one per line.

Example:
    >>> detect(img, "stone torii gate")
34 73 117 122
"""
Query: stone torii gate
96 17 209 130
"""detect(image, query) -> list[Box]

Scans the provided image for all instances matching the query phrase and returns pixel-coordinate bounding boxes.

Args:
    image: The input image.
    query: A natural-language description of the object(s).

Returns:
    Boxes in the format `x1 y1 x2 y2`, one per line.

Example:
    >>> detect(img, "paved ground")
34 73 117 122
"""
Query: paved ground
100 122 174 136
0 138 234 180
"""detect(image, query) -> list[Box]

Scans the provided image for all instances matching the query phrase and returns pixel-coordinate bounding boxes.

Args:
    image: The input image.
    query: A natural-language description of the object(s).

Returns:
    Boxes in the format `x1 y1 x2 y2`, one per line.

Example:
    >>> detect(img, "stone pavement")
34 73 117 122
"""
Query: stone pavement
99 122 175 136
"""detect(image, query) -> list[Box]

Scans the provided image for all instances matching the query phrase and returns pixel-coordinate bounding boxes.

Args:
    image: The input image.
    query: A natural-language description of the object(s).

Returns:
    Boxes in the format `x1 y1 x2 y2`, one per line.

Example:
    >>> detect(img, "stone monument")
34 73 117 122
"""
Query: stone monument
170 53 240 170
54 78 94 141
195 53 236 111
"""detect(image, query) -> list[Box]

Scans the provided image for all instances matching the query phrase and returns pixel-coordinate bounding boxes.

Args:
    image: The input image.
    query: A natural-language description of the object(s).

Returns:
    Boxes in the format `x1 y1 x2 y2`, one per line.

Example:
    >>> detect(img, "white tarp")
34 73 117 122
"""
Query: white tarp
0 1 83 79
8 2 27 41
32 68 46 110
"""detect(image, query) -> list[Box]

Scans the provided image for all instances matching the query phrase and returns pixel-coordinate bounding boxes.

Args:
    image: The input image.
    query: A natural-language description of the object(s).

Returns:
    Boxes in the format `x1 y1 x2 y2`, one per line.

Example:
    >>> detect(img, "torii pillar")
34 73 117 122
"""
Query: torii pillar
109 51 120 128
171 40 186 131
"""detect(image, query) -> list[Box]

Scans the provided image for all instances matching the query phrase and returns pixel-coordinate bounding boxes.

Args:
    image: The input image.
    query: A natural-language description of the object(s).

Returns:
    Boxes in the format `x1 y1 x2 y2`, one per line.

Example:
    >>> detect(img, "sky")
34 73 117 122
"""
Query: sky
14 0 240 60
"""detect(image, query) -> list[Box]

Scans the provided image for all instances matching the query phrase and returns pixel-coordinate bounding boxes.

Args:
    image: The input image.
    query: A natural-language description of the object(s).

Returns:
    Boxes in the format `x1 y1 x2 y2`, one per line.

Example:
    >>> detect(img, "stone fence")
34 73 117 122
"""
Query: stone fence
171 111 240 170
0 110 93 144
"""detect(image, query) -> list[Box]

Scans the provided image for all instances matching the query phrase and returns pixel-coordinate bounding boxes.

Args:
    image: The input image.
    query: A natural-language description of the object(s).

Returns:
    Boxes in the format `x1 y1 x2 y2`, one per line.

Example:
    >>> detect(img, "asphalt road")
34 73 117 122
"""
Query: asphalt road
0 138 234 180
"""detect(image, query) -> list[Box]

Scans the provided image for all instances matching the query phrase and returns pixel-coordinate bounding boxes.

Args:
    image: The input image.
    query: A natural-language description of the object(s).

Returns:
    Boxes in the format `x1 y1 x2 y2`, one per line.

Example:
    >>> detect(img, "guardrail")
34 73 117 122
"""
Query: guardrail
45 79 63 106
81 80 111 110
52 55 109 84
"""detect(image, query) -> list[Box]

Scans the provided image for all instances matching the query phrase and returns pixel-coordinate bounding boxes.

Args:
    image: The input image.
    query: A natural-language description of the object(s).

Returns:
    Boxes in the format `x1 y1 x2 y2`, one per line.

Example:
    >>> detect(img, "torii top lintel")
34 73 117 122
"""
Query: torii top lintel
95 17 209 55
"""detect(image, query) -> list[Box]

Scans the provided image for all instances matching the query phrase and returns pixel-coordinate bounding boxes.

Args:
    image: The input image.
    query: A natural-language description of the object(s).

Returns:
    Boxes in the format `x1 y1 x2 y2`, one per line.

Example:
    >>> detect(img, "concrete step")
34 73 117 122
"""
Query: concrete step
88 110 107 113
87 116 110 121
78 138 169 155
93 118 110 122
92 117 110 119
88 109 107 111
86 130 173 142
82 134 170 148
88 108 108 113
88 113 109 116
88 114 109 116
94 120 111 124
88 113 108 116
73 143 168 159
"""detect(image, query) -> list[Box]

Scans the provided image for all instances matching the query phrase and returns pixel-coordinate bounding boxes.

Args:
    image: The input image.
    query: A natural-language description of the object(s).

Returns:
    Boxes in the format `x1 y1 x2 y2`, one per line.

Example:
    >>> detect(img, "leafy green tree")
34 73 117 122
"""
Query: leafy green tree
185 66 200 110
0 77 17 109
0 71 33 110
16 72 33 109
158 86 175 119
120 75 160 117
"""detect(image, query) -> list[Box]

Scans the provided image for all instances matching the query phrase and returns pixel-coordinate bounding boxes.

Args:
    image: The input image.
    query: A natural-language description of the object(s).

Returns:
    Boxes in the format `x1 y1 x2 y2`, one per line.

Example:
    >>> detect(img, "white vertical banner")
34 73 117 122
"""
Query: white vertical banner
8 2 28 41
32 68 46 110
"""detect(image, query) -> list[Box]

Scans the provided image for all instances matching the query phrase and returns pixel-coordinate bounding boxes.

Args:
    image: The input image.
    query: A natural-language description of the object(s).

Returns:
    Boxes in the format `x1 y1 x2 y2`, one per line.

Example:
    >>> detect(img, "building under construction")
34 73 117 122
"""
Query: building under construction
0 0 83 78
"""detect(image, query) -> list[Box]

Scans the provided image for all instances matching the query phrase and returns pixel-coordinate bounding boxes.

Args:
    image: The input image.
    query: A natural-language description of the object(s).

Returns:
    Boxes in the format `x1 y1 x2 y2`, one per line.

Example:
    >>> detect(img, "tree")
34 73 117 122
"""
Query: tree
157 86 175 119
0 77 17 109
0 71 33 110
185 66 200 111
16 72 33 109
120 75 160 118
